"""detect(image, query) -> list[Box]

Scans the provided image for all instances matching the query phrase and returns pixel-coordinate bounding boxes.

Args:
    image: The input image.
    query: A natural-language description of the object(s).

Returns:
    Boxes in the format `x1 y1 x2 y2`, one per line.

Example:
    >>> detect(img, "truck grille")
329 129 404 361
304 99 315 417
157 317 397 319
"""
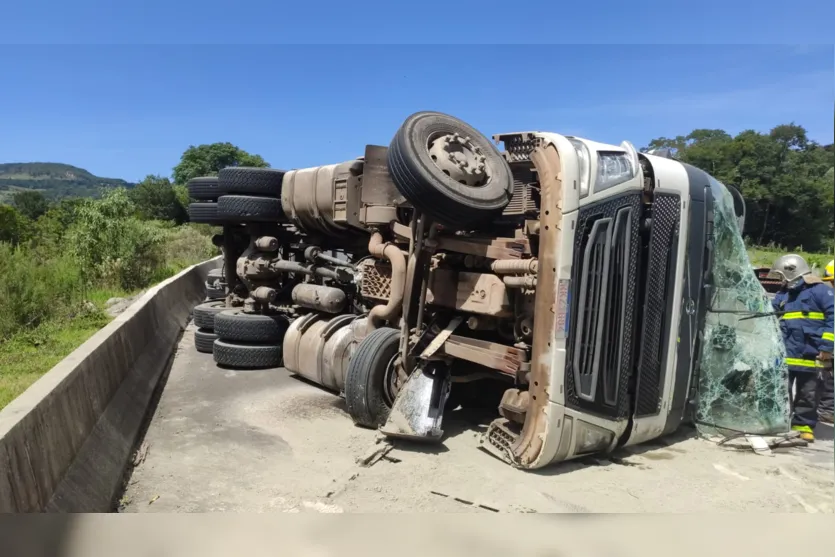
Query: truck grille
601 207 633 406
573 217 612 401
565 193 642 419
634 193 681 417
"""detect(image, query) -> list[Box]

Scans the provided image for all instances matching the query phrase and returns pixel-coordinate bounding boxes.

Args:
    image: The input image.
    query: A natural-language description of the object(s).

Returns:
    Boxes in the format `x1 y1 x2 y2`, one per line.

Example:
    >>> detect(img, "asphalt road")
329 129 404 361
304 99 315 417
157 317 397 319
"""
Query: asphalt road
120 322 834 513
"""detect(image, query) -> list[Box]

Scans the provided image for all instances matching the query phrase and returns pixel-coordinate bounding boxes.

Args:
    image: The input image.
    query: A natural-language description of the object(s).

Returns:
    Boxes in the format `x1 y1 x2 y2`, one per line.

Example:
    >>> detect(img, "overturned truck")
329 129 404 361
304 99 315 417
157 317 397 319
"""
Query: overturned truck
188 111 769 469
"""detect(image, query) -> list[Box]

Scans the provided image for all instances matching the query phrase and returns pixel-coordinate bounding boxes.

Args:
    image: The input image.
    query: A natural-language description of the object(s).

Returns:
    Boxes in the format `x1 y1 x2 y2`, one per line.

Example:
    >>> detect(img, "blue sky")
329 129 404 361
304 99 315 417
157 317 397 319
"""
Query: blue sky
0 44 832 182
4 1 835 45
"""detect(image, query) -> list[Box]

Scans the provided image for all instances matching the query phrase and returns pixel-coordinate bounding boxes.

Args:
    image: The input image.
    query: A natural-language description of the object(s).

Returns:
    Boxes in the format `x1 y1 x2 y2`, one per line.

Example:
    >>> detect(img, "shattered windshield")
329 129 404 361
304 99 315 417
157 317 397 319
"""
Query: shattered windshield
694 177 790 436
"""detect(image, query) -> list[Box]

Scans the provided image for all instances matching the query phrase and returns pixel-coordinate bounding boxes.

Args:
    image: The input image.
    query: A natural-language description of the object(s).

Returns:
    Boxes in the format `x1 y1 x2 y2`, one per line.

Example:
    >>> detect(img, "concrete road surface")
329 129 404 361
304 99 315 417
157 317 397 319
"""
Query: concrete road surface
121 322 834 513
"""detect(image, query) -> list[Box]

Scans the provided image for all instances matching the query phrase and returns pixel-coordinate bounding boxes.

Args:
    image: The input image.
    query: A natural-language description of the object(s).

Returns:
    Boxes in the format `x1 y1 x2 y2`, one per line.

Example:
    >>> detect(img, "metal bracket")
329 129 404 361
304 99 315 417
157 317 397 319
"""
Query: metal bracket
420 316 463 359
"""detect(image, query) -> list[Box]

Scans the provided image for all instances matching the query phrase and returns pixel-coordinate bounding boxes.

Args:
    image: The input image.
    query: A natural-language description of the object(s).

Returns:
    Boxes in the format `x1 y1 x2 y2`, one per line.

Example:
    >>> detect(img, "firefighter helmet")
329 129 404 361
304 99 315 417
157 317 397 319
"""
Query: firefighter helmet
767 254 812 284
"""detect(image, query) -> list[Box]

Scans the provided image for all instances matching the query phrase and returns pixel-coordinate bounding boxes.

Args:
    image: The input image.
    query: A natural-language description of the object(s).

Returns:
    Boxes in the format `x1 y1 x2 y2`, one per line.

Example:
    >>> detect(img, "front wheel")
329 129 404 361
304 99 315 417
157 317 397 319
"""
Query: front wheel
344 327 401 429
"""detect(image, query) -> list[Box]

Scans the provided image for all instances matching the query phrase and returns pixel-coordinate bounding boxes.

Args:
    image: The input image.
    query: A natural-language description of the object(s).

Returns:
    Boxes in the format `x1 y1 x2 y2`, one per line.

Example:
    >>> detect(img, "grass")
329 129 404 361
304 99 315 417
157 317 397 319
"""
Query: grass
0 190 219 411
0 238 213 410
0 301 113 409
746 245 832 272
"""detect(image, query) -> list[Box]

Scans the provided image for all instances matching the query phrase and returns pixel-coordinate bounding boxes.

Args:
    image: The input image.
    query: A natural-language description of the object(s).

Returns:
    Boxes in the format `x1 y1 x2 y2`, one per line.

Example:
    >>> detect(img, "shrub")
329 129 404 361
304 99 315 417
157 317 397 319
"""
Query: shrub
68 189 167 290
0 205 29 245
0 189 217 343
162 223 218 269
0 243 83 339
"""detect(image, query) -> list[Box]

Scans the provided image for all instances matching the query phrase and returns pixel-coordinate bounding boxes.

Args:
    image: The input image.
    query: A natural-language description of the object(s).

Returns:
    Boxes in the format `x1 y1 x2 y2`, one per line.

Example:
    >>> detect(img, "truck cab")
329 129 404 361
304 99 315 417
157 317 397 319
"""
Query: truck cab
480 131 748 467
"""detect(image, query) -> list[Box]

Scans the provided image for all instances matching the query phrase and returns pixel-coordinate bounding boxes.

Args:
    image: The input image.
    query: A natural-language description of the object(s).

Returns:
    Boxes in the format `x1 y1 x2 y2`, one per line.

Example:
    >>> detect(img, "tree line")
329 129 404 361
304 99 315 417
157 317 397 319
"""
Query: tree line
0 142 269 341
644 123 833 252
1 142 270 244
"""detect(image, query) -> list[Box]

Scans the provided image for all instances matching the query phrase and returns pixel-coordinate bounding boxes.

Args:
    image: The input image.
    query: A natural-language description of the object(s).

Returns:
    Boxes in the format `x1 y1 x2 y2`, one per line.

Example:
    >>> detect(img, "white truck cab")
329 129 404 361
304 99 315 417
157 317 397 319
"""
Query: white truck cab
481 131 730 468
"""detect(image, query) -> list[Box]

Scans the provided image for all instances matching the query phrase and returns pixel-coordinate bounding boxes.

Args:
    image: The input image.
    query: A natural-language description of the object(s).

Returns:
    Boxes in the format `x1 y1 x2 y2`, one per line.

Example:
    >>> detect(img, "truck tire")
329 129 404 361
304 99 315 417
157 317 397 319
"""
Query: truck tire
344 327 400 429
189 202 225 224
213 339 282 369
218 167 285 197
387 111 513 230
187 176 221 201
217 195 282 223
214 310 289 344
193 300 227 329
194 328 218 353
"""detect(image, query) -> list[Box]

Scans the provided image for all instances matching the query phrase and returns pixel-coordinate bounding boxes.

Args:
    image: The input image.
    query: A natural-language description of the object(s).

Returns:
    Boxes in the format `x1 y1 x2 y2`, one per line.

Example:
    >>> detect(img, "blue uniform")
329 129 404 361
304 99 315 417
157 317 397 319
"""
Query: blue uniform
773 278 834 430
772 280 834 372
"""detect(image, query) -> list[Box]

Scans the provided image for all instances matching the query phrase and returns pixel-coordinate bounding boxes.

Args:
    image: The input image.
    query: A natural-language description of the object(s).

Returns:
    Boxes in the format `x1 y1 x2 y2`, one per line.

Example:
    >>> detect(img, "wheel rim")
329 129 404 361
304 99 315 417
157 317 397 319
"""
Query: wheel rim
427 132 490 188
382 353 400 407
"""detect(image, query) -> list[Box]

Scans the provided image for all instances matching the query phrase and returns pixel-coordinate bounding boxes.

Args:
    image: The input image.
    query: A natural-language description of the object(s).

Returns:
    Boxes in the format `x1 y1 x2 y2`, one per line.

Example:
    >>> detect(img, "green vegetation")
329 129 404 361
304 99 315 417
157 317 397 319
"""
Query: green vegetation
645 123 834 252
0 193 219 407
0 162 133 203
172 142 269 185
0 142 267 409
0 310 112 409
746 244 831 272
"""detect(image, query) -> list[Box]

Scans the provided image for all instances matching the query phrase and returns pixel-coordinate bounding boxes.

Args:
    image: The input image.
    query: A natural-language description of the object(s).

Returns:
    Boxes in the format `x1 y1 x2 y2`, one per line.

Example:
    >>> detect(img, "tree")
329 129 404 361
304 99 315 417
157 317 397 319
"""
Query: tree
129 174 188 223
28 198 86 258
645 123 834 251
11 190 49 220
0 204 28 245
172 143 269 185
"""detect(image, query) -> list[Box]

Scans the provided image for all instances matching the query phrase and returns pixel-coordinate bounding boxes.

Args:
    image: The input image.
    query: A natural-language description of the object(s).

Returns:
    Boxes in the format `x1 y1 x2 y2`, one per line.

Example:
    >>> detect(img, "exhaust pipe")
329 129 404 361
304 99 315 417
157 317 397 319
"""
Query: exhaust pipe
367 232 406 334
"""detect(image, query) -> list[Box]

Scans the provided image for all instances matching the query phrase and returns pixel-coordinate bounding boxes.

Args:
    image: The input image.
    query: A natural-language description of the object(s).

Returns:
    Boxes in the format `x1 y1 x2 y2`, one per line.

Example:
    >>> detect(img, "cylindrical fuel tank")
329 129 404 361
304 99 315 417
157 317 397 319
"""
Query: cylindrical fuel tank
283 313 365 393
291 284 347 314
321 316 368 392
281 160 360 236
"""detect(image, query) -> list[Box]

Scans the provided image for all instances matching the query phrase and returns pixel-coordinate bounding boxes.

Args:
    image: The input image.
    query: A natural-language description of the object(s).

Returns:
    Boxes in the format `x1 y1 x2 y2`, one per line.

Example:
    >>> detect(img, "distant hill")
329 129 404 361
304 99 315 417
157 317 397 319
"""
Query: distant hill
0 162 134 203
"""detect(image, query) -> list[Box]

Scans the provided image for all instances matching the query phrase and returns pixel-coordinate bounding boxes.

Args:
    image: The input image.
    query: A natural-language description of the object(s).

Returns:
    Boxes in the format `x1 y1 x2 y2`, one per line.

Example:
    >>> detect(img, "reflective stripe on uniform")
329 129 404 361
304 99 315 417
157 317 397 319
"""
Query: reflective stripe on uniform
781 311 825 320
823 332 834 341
785 357 824 368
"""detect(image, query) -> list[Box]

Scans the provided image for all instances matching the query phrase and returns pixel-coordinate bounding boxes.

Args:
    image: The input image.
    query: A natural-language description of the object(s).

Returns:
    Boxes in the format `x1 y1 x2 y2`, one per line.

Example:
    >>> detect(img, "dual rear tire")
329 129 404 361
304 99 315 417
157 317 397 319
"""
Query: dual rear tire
192 301 227 354
211 309 288 369
188 168 286 225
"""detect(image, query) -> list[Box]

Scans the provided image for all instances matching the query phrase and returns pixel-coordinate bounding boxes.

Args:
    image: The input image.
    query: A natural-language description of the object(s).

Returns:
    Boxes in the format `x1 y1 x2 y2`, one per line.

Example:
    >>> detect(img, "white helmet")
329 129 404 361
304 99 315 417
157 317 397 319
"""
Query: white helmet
767 254 811 285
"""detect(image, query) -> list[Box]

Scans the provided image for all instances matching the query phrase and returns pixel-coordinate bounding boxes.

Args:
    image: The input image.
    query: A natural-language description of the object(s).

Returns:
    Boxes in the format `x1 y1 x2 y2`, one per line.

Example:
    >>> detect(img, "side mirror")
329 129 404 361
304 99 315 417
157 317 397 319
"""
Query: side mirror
726 185 746 233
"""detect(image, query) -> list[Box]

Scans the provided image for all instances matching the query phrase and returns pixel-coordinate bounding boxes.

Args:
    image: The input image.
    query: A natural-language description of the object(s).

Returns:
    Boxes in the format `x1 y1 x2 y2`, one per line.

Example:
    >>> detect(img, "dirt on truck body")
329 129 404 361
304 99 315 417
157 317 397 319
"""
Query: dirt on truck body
188 111 763 470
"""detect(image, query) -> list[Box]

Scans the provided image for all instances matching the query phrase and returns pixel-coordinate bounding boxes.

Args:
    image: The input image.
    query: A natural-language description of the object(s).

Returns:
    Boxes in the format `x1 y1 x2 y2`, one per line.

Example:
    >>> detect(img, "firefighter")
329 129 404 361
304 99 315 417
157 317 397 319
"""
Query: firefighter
769 255 834 442
818 260 834 425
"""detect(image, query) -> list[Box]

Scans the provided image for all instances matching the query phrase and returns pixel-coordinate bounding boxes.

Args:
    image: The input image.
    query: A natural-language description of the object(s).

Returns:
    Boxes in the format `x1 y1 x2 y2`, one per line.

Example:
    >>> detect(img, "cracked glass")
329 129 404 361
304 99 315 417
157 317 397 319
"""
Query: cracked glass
695 177 790 436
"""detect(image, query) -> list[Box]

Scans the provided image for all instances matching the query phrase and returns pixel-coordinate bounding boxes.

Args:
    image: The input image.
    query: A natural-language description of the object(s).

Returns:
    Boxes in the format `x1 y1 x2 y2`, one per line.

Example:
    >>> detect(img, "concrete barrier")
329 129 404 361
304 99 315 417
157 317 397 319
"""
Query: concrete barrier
0 257 221 512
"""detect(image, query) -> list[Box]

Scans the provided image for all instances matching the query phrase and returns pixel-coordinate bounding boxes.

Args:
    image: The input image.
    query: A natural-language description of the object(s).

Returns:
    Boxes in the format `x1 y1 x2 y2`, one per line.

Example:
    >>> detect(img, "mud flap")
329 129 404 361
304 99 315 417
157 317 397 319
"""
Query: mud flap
380 364 451 442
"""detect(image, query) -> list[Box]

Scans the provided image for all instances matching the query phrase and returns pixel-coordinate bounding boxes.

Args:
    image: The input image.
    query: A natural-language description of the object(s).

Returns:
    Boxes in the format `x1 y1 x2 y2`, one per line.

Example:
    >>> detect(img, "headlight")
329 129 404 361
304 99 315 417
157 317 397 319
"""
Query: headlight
568 138 591 197
596 151 635 191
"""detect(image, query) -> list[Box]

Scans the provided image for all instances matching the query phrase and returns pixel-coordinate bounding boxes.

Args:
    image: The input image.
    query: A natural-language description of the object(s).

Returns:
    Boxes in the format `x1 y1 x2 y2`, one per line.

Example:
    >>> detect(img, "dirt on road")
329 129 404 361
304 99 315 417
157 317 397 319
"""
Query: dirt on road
120 322 834 513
